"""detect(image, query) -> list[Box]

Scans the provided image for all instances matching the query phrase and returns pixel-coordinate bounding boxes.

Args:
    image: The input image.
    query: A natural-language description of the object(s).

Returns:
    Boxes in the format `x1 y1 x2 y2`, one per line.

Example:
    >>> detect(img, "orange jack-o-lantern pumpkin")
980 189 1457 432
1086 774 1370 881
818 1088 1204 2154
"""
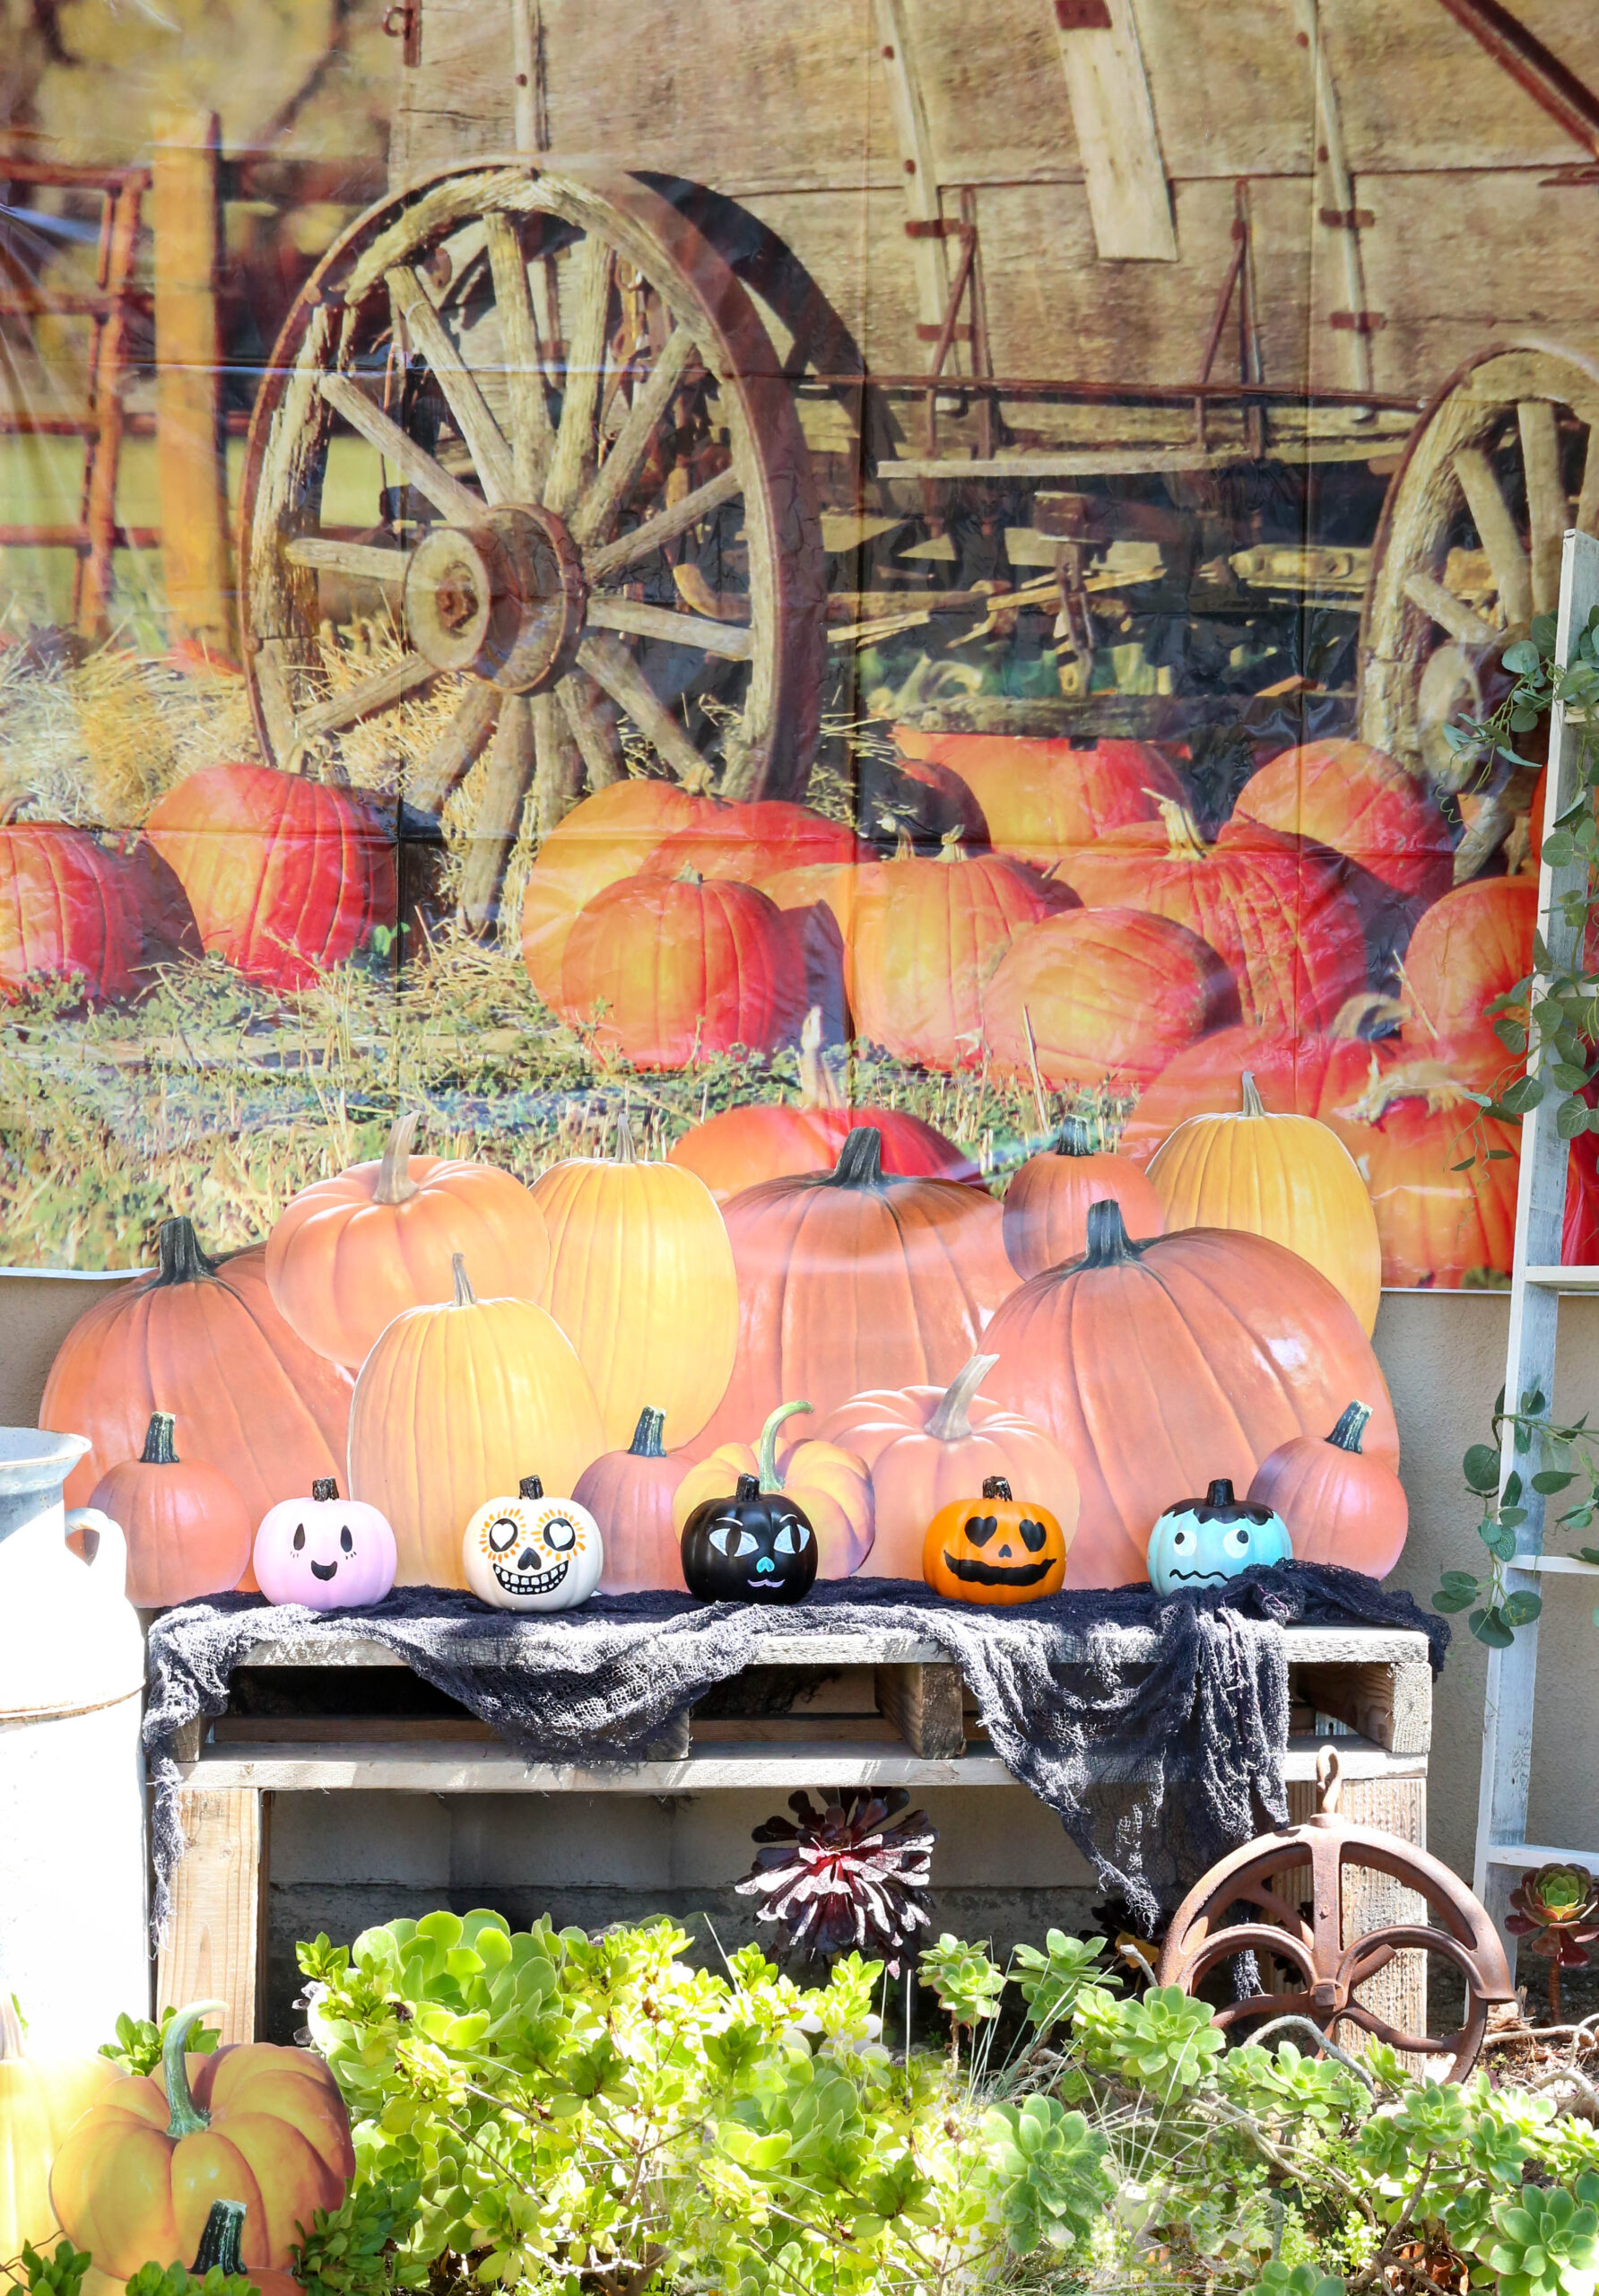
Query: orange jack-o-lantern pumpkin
922 1474 1069 1605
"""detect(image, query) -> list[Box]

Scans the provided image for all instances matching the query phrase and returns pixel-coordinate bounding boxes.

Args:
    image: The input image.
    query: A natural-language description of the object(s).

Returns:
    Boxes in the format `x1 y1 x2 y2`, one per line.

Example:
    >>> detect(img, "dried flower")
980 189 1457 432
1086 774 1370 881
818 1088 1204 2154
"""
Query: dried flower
735 1788 935 1971
1508 1863 1599 2015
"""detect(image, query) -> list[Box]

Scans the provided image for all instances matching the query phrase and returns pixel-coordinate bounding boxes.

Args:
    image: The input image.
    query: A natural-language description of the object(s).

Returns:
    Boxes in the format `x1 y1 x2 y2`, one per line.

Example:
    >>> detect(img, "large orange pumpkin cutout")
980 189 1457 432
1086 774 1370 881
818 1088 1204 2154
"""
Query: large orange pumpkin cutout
89 1411 254 1608
981 1200 1399 1587
922 1475 1069 1605
1002 1116 1163 1279
49 2000 354 2275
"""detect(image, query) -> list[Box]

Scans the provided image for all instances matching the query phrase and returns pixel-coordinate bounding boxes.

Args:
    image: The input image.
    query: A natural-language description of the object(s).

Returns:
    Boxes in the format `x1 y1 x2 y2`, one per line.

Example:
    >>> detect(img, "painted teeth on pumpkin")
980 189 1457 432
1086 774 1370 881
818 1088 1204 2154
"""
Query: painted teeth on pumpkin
491 1552 570 1595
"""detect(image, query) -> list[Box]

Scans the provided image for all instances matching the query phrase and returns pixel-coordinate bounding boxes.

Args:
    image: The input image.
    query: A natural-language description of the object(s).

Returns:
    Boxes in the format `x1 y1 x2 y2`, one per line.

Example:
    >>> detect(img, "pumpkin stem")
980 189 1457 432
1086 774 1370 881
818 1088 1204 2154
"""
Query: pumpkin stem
1053 1111 1105 1158
1081 1199 1143 1269
373 1111 422 1205
734 1473 760 1501
313 1476 340 1501
981 1476 1013 1501
161 1998 227 2138
613 1111 638 1164
155 1216 219 1287
925 1354 999 1443
1240 1073 1268 1120
192 2201 248 2279
937 826 966 864
1328 1402 1371 1454
675 865 703 886
827 1126 884 1187
627 1407 666 1458
141 1411 178 1465
797 1006 843 1111
757 1401 813 1490
1206 1480 1238 1507
519 1474 544 1500
1151 793 1211 863
452 1253 476 1307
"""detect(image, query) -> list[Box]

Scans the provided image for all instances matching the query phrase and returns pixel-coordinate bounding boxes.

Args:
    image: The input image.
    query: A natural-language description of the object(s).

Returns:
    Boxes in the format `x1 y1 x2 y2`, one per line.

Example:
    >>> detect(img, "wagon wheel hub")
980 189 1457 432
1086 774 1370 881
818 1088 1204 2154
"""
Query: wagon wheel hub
403 504 587 694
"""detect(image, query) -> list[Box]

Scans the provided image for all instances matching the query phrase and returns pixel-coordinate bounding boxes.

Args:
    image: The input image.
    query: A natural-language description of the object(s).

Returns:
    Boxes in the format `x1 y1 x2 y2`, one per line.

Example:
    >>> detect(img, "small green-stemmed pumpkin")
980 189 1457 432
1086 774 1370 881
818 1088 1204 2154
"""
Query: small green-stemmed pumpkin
1146 1478 1292 1594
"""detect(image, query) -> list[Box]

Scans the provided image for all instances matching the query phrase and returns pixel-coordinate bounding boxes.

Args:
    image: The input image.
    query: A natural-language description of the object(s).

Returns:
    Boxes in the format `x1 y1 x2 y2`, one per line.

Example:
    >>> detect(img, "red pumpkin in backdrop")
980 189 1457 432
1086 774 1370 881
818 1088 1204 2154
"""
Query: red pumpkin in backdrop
984 907 1239 1090
980 1200 1399 1587
1059 801 1368 1034
667 1006 978 1198
41 1217 352 1539
1399 876 1538 1045
560 871 794 1064
145 762 396 992
639 799 863 887
848 839 1073 1068
1330 1060 1520 1287
1003 1116 1164 1278
0 824 161 1004
697 1125 1017 1441
1226 740 1453 905
1117 1024 1398 1165
893 728 1185 868
1247 1400 1408 1577
519 778 710 1005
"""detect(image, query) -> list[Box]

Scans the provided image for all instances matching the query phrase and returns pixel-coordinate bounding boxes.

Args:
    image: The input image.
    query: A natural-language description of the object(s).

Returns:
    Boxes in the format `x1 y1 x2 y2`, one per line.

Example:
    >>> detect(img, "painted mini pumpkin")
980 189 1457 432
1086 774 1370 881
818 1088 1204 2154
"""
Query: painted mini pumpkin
922 1475 1068 1605
252 1477 397 1609
679 1472 818 1604
462 1475 604 1612
1146 1478 1293 1594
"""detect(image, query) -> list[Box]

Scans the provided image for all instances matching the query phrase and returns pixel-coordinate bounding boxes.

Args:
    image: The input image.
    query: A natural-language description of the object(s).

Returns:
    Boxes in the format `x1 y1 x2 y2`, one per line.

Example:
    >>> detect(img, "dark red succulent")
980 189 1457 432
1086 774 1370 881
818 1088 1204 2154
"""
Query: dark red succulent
1507 1863 1599 2015
735 1787 935 1972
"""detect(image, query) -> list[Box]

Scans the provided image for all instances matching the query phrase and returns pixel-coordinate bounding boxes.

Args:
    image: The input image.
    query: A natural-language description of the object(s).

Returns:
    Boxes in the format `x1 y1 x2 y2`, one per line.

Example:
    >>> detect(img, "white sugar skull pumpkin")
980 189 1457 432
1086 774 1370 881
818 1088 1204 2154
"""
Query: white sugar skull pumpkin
462 1474 604 1612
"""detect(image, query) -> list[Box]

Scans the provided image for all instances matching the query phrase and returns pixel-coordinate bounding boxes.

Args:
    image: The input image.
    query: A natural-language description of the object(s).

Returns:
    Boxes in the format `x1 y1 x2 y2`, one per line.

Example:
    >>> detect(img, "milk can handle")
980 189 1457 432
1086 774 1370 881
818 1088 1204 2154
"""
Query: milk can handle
66 1507 129 1602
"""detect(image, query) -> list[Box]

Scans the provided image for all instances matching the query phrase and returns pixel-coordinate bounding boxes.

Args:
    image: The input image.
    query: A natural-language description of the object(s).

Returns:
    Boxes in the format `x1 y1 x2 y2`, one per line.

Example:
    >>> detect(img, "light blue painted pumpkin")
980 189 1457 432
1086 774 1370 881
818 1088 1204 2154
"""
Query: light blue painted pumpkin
1146 1478 1293 1594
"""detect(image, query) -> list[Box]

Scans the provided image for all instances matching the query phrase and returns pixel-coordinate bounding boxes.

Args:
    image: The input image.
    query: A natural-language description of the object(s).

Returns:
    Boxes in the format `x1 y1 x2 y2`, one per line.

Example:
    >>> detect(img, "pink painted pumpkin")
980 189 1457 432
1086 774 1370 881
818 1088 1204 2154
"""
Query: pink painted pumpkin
253 1475 397 1608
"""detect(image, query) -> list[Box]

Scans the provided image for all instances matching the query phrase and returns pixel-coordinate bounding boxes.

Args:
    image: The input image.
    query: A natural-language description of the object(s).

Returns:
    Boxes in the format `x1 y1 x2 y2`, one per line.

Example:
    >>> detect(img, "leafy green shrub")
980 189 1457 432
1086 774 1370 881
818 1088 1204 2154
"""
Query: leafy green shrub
99 2005 221 2074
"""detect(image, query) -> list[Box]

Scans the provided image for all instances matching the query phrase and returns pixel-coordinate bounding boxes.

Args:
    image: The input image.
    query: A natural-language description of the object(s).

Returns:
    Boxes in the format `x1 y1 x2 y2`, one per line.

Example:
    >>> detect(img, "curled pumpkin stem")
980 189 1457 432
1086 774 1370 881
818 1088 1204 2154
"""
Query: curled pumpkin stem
162 1997 228 2138
924 1355 998 1444
373 1110 422 1205
756 1401 813 1491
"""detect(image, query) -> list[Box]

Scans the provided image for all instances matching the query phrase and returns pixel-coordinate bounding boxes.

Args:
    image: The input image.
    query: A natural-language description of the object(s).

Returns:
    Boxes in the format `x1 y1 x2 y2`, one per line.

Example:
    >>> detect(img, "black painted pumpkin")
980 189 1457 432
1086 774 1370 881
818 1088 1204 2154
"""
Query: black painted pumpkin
921 1474 1067 1605
679 1471 818 1604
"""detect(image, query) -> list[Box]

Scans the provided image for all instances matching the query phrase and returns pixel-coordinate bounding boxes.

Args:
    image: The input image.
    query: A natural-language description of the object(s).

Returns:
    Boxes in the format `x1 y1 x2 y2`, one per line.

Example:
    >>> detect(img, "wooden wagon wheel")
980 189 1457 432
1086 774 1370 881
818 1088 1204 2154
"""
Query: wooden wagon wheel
238 161 824 934
1154 1750 1515 2082
1360 342 1599 881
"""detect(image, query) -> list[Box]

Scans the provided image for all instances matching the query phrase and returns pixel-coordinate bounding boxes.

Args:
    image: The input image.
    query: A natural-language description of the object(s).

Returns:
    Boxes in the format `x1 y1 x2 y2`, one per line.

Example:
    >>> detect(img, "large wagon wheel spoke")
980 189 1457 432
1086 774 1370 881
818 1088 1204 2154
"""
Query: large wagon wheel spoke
1360 344 1599 879
239 161 823 940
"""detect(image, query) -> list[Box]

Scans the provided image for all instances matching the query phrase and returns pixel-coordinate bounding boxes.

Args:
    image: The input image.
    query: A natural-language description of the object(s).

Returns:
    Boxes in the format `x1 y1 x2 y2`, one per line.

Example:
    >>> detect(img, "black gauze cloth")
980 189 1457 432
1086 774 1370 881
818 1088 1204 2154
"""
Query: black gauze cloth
143 1563 1446 1939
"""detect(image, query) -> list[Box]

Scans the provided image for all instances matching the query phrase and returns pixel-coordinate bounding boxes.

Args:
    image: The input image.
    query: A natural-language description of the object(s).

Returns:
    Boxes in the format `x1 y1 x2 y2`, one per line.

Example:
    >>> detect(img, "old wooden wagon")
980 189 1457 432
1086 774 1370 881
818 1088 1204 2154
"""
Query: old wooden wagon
237 0 1599 926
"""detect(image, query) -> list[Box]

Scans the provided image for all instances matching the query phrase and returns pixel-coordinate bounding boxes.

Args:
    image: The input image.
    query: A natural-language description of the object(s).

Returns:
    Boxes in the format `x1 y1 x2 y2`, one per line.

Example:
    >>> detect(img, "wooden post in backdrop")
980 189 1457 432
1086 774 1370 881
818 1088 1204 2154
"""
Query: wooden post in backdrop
152 111 233 657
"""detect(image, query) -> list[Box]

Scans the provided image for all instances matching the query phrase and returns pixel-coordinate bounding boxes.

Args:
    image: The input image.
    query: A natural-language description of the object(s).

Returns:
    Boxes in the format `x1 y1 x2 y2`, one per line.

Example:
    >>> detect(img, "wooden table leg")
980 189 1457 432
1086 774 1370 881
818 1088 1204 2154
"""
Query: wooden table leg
875 1663 966 1758
156 1787 269 2040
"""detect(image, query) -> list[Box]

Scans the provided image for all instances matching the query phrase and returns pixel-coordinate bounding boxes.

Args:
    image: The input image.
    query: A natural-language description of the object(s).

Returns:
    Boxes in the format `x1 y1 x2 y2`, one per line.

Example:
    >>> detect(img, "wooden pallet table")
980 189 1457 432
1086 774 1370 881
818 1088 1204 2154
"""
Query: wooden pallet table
156 1623 1433 2040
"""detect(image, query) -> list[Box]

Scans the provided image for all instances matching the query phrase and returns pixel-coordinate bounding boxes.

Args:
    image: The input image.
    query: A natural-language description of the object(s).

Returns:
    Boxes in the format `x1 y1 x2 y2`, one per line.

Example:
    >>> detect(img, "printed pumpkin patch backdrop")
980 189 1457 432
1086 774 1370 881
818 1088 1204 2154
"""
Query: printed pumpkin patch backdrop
4 0 1597 1590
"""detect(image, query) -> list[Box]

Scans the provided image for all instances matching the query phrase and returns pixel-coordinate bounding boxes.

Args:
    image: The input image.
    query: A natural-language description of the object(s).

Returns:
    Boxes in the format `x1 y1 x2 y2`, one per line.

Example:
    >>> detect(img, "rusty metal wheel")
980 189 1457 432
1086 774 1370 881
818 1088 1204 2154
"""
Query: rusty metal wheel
238 161 824 933
1154 1751 1516 2082
1360 342 1599 880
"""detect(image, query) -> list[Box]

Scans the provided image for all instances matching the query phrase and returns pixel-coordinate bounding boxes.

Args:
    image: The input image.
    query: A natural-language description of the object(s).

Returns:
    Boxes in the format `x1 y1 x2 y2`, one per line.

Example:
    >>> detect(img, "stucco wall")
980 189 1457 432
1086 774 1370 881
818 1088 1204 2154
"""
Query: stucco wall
9 1272 1599 2026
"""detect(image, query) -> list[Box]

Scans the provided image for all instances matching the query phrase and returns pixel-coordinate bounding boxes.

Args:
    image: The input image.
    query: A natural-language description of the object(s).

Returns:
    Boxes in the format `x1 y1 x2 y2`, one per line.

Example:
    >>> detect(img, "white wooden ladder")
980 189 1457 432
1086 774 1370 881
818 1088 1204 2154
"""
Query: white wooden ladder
1474 525 1599 1954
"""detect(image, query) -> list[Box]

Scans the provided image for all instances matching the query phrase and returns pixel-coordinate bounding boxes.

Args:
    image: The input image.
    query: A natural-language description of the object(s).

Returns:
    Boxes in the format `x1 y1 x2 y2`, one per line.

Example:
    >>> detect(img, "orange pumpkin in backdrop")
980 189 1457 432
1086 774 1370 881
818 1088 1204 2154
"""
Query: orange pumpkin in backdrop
980 1200 1399 1587
145 762 396 992
817 1352 1079 1578
89 1411 254 1608
984 908 1239 1091
560 872 793 1064
1247 1400 1409 1577
0 824 162 1005
1226 740 1453 904
667 1006 978 1198
1059 801 1368 1034
574 1406 691 1593
923 1474 1070 1605
673 1400 874 1578
1399 876 1538 1045
49 2002 354 2276
1117 1025 1398 1166
1002 1116 1164 1279
519 778 710 1005
1331 1061 1521 1287
639 799 863 887
698 1126 1017 1440
847 839 1072 1069
41 1217 352 1531
893 728 1185 868
265 1111 551 1370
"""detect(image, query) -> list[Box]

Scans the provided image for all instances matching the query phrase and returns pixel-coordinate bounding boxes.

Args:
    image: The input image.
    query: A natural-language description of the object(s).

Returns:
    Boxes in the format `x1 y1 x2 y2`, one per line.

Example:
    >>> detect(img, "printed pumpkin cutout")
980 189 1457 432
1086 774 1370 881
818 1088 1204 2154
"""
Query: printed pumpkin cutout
89 1411 254 1609
253 1478 397 1610
1247 1401 1408 1578
923 1476 1069 1605
462 1475 603 1612
1146 1479 1293 1594
680 1474 819 1605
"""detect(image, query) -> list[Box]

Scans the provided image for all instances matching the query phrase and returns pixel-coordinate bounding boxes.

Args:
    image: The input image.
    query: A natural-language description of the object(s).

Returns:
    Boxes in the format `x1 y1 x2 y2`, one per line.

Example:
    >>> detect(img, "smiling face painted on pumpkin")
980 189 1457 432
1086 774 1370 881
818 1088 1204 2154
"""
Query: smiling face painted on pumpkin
1147 1478 1294 1594
462 1475 604 1612
252 1477 398 1610
923 1477 1068 1605
679 1474 819 1604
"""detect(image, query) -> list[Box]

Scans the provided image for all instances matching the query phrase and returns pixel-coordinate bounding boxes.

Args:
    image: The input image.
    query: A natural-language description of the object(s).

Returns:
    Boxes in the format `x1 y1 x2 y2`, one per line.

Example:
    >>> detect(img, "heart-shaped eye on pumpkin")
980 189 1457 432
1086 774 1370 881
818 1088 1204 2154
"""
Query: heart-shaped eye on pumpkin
485 1515 519 1553
461 1474 604 1612
922 1476 1070 1607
